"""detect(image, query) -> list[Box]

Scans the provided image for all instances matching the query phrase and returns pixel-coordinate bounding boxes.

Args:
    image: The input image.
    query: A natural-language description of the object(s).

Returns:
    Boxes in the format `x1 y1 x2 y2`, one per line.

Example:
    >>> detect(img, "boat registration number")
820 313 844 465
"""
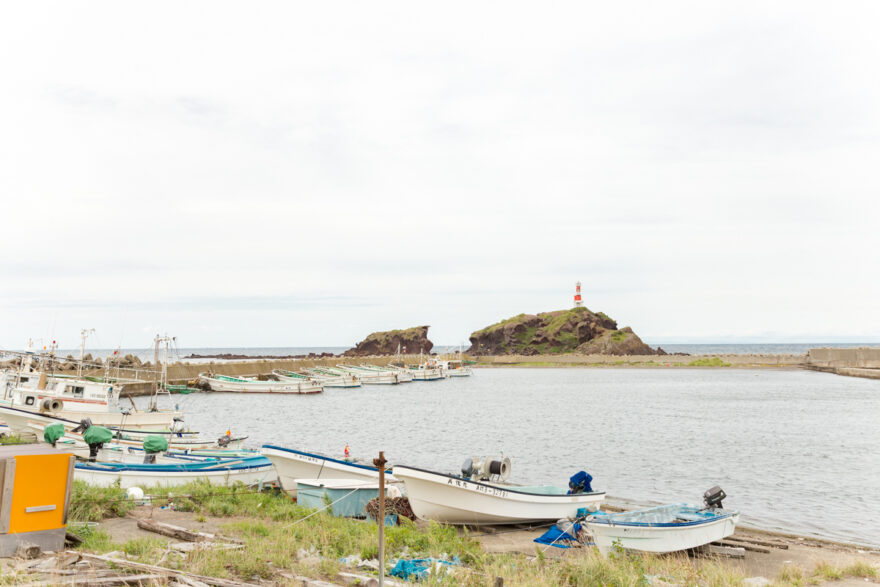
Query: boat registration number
447 478 508 498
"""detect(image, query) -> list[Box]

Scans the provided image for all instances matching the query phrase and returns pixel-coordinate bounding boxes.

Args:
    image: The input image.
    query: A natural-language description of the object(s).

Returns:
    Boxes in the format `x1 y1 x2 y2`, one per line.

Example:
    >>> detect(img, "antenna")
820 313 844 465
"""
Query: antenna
78 328 95 376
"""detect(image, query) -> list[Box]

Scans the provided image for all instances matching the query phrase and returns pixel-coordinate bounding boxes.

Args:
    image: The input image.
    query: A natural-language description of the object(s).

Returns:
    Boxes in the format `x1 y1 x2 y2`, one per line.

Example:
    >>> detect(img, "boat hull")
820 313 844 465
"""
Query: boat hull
75 460 276 488
262 445 397 496
392 465 605 525
0 404 182 439
585 510 739 555
200 374 322 394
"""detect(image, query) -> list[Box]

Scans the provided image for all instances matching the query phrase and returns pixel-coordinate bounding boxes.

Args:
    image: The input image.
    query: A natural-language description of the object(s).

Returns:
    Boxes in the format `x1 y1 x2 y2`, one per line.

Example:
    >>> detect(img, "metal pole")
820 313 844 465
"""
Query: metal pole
373 451 387 587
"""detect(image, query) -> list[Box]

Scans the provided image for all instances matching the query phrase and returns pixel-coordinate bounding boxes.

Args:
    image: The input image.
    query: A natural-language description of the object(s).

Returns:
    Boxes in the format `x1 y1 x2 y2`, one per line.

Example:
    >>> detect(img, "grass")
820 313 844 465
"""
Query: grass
68 480 879 586
69 481 136 521
688 357 732 367
0 434 30 445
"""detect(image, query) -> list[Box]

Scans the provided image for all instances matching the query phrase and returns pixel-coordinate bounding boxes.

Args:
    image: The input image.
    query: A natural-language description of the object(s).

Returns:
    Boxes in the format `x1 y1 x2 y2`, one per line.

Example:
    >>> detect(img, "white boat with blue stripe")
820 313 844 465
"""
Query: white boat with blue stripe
262 444 398 496
583 487 739 555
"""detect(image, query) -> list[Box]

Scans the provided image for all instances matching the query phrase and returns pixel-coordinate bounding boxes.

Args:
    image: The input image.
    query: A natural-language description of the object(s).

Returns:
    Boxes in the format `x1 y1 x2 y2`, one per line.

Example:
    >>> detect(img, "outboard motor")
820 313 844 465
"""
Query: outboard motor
143 435 168 464
703 485 726 510
171 418 185 438
568 471 593 494
72 418 93 434
461 457 475 479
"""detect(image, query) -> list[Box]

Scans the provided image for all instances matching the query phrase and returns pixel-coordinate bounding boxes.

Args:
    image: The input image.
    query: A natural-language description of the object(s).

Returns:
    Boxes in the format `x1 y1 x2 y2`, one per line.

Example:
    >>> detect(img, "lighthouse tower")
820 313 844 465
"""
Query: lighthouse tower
574 281 583 308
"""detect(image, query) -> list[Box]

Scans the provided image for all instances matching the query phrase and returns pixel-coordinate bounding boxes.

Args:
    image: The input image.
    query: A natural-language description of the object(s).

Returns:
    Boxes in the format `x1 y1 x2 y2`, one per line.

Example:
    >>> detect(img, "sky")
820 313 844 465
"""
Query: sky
1 1 879 350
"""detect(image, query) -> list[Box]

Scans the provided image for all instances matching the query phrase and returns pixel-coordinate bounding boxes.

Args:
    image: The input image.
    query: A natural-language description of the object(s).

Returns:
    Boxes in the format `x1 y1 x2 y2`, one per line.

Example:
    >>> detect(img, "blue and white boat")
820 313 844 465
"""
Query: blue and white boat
583 490 739 555
262 444 397 496
74 455 275 488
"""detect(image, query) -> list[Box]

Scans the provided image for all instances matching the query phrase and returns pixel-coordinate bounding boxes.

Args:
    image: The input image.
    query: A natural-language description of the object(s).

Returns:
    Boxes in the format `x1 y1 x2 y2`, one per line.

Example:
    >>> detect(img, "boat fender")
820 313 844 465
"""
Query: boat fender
39 398 63 412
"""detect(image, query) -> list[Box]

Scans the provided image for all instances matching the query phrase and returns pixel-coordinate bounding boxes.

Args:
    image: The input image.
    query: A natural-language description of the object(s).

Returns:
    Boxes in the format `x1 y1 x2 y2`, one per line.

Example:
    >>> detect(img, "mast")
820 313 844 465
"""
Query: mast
78 328 95 376
151 334 175 411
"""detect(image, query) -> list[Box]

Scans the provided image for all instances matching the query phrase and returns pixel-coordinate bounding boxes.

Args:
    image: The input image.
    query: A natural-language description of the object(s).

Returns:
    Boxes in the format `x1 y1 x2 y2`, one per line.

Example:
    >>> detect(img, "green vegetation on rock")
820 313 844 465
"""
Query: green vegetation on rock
469 307 659 357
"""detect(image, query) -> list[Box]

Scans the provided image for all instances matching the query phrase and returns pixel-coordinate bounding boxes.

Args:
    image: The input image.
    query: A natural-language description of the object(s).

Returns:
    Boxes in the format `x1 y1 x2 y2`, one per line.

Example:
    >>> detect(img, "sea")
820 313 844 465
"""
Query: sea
42 342 880 363
130 366 880 548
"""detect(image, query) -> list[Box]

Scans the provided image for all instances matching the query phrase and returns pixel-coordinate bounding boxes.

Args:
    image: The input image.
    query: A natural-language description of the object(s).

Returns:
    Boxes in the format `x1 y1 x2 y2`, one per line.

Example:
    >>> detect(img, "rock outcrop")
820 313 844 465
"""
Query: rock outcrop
467 307 661 356
344 326 433 357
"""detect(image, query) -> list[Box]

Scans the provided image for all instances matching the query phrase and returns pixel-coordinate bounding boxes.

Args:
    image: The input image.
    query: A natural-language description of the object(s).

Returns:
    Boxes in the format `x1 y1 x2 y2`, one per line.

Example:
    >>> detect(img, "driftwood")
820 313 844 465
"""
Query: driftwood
136 519 243 544
72 551 261 587
19 573 163 586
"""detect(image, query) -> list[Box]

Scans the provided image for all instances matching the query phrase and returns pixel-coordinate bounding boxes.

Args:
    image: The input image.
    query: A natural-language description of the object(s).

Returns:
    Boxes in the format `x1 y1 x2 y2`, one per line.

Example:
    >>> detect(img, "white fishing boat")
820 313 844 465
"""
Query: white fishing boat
199 373 323 394
1 335 183 435
583 488 739 555
273 369 360 389
303 367 362 388
336 365 403 385
74 455 276 488
25 421 239 452
392 459 605 525
401 359 444 381
262 444 399 496
437 359 473 377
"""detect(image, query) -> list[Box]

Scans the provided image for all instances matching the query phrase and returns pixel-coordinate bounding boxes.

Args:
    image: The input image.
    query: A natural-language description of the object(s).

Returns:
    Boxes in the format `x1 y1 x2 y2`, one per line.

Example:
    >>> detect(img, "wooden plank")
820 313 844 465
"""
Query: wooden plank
19 573 163 586
714 540 770 554
72 551 260 587
728 535 788 549
704 544 745 558
136 519 243 544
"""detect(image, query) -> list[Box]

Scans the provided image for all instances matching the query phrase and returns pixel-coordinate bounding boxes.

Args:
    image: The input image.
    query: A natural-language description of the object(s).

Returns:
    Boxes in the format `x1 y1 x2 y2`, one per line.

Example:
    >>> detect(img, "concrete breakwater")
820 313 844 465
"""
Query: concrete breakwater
476 353 805 367
805 347 880 380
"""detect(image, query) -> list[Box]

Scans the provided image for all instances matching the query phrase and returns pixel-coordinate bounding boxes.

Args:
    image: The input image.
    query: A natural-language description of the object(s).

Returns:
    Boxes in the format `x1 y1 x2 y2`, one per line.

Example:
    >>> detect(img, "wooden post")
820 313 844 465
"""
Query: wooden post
373 451 387 587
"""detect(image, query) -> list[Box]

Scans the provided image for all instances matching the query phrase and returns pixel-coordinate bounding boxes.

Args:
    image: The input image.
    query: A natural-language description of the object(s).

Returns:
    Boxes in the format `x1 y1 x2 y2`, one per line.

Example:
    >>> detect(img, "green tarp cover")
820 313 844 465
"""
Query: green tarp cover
143 435 169 453
83 426 113 445
43 423 65 444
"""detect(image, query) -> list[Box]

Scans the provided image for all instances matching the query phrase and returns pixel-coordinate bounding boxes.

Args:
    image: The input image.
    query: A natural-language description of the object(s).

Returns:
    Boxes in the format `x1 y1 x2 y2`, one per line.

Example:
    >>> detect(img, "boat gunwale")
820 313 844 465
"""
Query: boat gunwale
392 464 606 500
585 506 739 529
262 444 392 475
0 404 194 435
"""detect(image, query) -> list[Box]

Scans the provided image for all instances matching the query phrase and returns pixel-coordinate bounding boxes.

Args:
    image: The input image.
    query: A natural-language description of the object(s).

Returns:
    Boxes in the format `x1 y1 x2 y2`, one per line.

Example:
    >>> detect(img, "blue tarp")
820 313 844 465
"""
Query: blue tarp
390 558 459 580
533 523 582 548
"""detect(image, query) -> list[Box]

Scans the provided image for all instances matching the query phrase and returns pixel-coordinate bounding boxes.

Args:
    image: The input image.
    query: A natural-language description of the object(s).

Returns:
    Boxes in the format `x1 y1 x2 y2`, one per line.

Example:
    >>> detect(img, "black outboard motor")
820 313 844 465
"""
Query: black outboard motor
88 442 104 462
72 418 93 434
703 485 726 509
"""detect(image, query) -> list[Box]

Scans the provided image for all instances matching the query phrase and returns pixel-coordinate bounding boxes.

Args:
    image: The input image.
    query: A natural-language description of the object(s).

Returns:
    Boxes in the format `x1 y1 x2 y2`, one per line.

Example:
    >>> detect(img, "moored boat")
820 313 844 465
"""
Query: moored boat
336 365 403 385
74 455 275 488
392 459 605 525
273 369 360 389
582 487 739 555
262 444 398 496
199 373 322 394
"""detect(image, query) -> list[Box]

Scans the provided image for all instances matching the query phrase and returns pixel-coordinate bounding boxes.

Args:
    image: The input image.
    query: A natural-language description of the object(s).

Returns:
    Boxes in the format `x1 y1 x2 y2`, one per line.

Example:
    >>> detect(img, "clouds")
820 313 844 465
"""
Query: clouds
1 1 878 348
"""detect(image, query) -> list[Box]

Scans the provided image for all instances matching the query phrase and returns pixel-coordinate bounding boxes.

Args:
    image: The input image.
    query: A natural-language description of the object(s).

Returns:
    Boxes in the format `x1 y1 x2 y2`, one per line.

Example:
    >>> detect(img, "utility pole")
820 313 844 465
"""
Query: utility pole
373 451 387 587
78 328 95 376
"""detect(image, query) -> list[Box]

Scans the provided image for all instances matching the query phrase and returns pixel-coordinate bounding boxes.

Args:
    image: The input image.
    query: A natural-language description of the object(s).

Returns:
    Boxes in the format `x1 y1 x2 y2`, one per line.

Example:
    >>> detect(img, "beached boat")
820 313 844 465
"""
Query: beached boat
583 501 740 555
262 444 398 496
392 462 605 525
22 419 227 451
336 365 404 385
75 455 276 488
199 373 322 394
273 369 360 389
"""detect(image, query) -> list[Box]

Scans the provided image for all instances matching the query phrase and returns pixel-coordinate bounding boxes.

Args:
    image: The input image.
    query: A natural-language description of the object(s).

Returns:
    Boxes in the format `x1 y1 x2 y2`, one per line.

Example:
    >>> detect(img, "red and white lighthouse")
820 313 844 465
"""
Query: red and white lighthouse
574 281 583 308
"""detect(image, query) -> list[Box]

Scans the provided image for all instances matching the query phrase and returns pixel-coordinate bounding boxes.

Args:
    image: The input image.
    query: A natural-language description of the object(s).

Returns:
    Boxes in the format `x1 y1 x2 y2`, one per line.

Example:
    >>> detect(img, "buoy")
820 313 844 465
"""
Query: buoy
344 444 350 459
127 486 145 504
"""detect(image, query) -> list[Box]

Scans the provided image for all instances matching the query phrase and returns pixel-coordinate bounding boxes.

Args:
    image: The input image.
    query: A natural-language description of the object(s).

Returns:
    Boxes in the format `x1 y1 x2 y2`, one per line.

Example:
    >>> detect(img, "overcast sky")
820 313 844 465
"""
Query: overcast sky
1 1 879 350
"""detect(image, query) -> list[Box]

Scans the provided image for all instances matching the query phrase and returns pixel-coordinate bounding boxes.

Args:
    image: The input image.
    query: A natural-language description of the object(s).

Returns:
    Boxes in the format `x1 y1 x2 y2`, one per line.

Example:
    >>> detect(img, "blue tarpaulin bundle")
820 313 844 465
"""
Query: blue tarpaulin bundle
534 522 582 548
390 557 459 580
568 471 593 494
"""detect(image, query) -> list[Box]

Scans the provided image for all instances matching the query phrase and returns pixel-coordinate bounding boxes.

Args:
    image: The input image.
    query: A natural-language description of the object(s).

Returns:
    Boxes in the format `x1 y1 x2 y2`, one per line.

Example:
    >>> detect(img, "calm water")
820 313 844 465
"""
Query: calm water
136 368 880 546
45 342 880 362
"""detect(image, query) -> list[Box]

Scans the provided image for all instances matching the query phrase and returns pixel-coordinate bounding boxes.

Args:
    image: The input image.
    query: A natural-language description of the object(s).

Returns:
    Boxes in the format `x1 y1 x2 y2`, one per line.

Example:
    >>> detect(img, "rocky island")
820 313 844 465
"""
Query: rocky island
343 325 434 357
467 307 663 356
